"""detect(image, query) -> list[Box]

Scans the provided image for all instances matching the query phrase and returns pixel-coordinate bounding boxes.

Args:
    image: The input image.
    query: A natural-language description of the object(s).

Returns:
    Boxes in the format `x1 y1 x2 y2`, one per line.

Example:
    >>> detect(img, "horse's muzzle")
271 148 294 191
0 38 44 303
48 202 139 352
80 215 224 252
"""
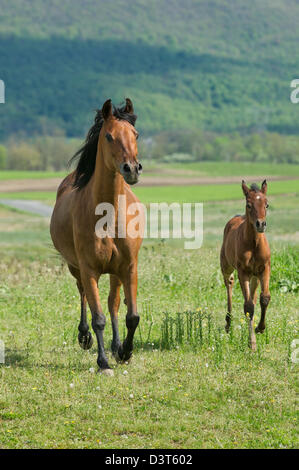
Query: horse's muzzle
256 219 267 232
120 162 142 185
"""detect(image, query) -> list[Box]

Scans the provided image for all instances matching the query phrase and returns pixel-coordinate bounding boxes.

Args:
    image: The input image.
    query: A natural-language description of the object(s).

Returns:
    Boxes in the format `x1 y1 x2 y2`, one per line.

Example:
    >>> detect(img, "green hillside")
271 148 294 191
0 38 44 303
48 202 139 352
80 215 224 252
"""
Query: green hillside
0 0 298 138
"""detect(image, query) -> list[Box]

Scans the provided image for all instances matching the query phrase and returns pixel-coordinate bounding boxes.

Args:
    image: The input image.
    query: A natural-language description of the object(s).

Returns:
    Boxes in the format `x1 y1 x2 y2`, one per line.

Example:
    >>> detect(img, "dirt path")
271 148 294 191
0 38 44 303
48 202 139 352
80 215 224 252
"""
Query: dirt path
0 174 298 192
0 199 53 217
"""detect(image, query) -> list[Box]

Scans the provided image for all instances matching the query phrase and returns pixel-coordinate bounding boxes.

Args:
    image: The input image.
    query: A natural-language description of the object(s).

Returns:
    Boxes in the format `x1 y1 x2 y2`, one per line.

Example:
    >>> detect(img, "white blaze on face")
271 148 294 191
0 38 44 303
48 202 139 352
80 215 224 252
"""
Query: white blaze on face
256 196 260 200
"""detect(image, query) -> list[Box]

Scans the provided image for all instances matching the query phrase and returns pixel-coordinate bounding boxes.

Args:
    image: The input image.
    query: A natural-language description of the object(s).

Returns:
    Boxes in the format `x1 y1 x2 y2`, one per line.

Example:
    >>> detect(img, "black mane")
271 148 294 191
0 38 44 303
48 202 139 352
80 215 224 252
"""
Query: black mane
250 183 260 192
69 103 137 189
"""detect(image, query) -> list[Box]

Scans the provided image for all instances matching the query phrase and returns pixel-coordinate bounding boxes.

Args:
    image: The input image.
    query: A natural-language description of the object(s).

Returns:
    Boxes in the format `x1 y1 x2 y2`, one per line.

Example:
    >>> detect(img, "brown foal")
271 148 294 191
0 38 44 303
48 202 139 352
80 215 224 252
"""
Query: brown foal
50 98 143 374
220 180 271 350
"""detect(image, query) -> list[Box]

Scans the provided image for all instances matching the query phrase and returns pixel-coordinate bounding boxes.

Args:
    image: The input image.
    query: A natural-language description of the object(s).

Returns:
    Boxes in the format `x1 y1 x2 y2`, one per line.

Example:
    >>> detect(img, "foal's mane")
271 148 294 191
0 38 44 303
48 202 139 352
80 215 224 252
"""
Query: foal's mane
250 183 260 192
70 103 137 190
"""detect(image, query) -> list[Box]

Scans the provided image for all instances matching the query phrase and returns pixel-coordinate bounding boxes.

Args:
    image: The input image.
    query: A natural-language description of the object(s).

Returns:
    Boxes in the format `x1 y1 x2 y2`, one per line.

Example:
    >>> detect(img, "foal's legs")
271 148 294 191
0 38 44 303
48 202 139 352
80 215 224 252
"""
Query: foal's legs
68 264 93 350
80 268 112 373
223 271 234 333
238 271 256 350
108 275 122 355
220 254 234 332
256 264 271 334
117 265 139 362
250 276 259 306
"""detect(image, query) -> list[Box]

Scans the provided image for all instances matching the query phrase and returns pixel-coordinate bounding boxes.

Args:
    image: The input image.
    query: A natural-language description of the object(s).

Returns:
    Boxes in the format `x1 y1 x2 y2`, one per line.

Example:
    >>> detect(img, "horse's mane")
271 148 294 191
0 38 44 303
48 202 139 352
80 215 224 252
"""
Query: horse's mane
69 103 137 190
250 183 260 192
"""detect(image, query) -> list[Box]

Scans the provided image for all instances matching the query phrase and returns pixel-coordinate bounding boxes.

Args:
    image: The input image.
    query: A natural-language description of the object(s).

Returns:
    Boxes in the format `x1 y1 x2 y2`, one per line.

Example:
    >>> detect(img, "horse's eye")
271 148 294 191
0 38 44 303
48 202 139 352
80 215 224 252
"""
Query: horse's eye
105 133 113 142
246 203 252 209
266 203 269 209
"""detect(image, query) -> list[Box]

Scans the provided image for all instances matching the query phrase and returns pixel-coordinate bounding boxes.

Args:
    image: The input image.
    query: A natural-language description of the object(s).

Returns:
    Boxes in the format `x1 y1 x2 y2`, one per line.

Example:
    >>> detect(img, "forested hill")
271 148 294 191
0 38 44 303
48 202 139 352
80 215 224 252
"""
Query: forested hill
0 0 298 138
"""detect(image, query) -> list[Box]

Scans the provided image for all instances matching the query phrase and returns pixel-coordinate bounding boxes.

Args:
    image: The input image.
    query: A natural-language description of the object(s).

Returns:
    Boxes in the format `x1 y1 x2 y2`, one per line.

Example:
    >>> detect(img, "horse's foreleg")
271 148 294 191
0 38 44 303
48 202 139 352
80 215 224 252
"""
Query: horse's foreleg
223 271 234 333
256 264 271 334
77 281 93 350
108 275 122 356
250 276 259 305
117 265 139 362
239 271 256 351
68 264 93 350
80 269 112 374
220 252 234 333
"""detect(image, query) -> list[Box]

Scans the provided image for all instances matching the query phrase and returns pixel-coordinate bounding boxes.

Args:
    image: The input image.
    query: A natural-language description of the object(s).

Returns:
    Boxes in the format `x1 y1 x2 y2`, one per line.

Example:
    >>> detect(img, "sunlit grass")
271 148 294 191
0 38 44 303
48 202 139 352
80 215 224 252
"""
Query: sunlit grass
0 193 298 448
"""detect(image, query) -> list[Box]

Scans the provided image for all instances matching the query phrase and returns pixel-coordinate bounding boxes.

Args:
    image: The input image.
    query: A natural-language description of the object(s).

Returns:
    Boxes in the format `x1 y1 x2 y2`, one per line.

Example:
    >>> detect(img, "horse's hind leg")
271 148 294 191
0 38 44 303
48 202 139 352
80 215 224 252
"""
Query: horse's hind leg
108 275 122 356
68 265 93 350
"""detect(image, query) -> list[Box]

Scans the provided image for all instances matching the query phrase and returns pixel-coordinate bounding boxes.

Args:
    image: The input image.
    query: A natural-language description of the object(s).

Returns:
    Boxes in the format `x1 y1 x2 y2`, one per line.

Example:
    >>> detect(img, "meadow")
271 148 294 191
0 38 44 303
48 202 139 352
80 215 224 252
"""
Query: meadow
0 171 298 448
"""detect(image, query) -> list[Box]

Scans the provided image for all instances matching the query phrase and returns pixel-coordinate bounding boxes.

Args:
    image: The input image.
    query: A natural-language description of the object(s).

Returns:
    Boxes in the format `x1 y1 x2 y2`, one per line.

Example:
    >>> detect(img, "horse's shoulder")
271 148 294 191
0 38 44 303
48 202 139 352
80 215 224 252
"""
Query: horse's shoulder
224 214 244 234
56 171 76 199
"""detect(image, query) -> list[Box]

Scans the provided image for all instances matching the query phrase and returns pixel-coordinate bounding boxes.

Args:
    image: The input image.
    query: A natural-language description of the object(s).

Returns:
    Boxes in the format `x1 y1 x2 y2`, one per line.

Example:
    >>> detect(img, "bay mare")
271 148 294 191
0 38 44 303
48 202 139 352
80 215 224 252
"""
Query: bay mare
50 99 143 374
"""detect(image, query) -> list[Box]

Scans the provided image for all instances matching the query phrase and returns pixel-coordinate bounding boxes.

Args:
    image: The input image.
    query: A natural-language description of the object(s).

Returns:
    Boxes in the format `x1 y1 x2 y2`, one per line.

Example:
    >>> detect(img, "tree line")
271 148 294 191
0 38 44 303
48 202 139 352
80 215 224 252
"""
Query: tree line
0 129 298 171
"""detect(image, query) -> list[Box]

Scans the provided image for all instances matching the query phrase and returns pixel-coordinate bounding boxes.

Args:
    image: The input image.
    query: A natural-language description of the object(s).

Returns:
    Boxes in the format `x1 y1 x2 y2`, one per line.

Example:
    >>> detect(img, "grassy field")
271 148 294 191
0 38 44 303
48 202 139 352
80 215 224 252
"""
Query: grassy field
148 162 299 178
0 186 298 448
0 179 298 206
0 171 67 180
1 162 299 180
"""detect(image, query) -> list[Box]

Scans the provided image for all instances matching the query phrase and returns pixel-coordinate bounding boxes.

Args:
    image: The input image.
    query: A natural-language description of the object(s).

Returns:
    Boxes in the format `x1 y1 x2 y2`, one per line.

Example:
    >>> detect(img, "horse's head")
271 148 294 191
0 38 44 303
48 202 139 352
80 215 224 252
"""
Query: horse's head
99 98 142 185
242 180 269 233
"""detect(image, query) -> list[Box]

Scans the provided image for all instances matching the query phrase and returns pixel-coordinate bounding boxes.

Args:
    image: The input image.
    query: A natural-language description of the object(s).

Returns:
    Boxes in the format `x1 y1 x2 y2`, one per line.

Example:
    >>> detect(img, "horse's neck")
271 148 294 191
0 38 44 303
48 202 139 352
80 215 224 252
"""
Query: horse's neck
91 147 125 210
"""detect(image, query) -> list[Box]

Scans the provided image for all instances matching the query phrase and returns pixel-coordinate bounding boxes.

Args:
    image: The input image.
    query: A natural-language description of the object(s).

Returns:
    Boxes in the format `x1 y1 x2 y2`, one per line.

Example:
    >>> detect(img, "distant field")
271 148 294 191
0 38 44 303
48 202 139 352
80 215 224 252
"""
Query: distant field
162 162 299 178
0 171 67 181
134 180 299 204
1 162 299 182
1 179 297 206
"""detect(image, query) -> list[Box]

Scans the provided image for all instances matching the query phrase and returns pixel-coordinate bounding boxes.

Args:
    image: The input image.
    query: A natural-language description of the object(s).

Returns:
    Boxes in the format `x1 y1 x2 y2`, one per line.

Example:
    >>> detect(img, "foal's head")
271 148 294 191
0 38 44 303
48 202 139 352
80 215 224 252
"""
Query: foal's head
242 180 269 233
100 98 142 185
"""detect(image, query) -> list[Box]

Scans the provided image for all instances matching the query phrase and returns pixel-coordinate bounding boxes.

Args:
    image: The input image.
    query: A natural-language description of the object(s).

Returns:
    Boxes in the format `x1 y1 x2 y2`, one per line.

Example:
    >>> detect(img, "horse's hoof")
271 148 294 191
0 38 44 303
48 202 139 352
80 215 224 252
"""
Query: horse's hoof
114 349 123 363
99 368 114 377
78 331 93 350
255 326 265 334
225 324 230 333
114 345 132 363
111 341 121 357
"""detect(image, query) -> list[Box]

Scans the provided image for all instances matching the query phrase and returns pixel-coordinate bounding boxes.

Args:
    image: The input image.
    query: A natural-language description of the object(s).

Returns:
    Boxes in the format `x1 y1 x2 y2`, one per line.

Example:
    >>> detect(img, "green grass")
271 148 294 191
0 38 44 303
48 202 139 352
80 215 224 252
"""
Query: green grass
0 193 298 449
0 171 66 180
0 192 56 202
159 162 299 178
134 180 299 204
0 179 298 206
1 163 299 181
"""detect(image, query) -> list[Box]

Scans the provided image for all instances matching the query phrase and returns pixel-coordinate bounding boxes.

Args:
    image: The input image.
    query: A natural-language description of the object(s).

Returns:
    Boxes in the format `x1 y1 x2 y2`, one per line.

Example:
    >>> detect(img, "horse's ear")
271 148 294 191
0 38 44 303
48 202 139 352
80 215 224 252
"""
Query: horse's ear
261 179 267 194
102 99 113 120
242 180 250 197
124 98 134 114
